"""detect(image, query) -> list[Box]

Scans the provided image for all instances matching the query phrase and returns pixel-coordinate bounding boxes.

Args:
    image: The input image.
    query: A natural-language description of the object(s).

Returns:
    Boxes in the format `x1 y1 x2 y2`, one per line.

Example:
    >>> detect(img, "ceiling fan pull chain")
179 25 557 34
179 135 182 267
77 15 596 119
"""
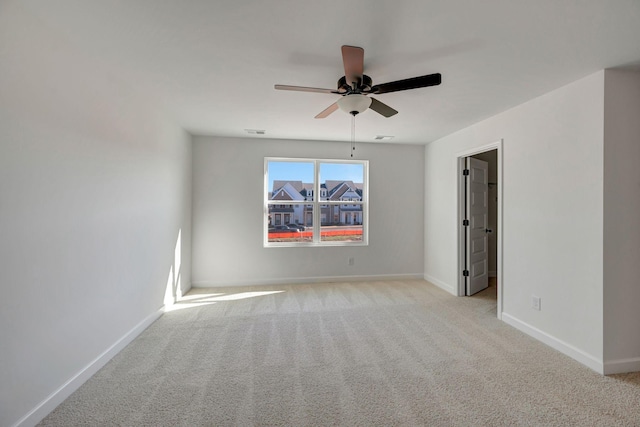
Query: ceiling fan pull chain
351 115 356 157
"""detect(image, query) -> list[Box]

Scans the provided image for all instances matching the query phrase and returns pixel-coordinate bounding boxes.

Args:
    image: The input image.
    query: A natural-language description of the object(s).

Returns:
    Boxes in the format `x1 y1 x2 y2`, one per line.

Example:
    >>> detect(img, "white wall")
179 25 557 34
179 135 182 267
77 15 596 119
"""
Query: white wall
192 136 424 286
603 69 640 373
425 72 605 371
0 4 192 426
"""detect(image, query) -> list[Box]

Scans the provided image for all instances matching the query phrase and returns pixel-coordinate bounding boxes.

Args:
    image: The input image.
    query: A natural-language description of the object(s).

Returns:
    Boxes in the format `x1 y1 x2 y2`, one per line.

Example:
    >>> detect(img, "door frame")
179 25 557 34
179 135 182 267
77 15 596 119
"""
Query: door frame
457 139 503 319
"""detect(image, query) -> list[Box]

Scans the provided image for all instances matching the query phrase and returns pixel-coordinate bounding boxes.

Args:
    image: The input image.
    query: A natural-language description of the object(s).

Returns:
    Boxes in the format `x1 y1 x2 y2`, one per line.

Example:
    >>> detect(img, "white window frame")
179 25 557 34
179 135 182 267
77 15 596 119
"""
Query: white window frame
264 157 369 247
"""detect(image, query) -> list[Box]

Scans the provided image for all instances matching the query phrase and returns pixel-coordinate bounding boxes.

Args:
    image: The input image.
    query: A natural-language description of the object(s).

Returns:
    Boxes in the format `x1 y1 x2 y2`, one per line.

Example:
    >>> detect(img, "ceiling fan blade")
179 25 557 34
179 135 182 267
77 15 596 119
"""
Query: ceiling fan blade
371 73 442 94
315 102 339 119
274 84 338 94
369 97 398 117
341 45 364 87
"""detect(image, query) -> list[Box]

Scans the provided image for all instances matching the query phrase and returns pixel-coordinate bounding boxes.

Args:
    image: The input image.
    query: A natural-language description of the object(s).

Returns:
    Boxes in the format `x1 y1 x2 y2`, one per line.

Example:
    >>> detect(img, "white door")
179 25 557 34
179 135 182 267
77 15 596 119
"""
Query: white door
465 157 489 295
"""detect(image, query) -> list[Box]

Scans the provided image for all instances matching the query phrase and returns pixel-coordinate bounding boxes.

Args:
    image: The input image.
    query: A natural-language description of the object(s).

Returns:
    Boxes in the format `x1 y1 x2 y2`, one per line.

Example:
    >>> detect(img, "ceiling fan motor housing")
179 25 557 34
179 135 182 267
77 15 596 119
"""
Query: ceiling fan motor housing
338 74 372 93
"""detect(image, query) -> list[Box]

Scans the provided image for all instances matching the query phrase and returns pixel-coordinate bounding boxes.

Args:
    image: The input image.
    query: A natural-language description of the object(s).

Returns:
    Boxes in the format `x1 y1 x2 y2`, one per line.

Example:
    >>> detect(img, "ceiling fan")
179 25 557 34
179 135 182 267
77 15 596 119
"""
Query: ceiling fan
275 45 442 119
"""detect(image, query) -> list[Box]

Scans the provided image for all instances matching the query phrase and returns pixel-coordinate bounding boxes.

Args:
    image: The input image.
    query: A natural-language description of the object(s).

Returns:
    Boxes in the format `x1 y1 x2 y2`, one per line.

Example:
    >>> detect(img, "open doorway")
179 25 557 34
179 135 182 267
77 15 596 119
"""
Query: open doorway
457 141 503 319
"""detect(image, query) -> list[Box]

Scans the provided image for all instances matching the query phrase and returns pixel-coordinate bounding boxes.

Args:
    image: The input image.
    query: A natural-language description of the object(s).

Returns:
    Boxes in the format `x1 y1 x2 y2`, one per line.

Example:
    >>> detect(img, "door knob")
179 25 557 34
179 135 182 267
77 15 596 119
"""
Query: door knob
485 229 493 233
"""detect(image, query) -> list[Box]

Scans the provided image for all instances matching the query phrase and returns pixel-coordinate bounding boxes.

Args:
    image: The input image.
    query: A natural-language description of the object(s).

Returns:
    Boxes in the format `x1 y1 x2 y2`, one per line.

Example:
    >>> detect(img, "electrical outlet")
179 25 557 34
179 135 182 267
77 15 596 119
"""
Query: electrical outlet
531 295 541 311
348 257 355 266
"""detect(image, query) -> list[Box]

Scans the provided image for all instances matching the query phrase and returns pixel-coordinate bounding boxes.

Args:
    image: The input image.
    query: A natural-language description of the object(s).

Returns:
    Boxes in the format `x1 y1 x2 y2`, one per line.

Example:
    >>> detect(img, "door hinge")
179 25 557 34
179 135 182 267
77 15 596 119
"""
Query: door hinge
463 219 469 226
463 270 469 277
463 169 470 176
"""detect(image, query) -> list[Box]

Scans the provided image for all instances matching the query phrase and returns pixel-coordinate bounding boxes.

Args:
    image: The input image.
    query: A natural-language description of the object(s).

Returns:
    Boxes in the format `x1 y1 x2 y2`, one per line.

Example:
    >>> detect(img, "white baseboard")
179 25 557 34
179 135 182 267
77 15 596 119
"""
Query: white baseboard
423 274 456 295
604 357 640 375
14 309 163 427
501 313 604 374
191 273 424 288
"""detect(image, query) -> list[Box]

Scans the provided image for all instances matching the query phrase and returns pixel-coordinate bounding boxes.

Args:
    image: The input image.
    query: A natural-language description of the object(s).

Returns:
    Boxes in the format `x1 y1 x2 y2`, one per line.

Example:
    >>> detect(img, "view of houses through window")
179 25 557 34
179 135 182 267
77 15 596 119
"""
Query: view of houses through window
265 158 368 246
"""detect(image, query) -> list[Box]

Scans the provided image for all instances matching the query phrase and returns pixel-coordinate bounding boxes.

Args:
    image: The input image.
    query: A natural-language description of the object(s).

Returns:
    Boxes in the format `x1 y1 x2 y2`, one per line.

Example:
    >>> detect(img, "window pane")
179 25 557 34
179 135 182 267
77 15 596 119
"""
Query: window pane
268 207 313 243
268 161 314 203
320 200 364 243
319 162 364 203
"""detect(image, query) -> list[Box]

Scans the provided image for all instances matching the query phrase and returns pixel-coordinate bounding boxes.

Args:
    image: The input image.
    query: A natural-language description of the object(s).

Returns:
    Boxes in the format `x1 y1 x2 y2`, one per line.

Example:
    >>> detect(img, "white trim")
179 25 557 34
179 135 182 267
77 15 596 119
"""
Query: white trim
502 313 604 374
603 357 640 375
424 274 456 295
457 156 467 297
13 309 163 427
191 273 424 288
456 140 503 320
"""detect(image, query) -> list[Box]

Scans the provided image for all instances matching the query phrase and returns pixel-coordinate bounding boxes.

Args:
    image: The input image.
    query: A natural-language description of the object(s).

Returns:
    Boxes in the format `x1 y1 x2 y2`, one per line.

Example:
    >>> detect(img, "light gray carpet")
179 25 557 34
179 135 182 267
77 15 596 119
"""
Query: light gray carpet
39 280 640 426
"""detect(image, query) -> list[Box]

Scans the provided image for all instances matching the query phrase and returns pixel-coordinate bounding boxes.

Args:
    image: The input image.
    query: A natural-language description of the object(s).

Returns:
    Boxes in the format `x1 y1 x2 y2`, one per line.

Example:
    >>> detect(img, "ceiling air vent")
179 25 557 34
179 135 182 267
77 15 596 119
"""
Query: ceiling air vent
374 135 394 141
245 129 266 135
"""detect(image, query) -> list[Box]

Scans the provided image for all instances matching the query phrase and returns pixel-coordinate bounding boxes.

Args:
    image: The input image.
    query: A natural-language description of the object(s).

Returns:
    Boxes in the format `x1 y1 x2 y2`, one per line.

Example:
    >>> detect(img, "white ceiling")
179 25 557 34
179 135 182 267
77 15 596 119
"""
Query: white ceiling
19 0 640 144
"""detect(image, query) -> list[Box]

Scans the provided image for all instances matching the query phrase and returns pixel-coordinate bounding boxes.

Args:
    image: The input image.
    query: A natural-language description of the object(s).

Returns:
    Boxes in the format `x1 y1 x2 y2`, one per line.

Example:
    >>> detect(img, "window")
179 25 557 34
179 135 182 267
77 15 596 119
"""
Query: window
265 158 368 246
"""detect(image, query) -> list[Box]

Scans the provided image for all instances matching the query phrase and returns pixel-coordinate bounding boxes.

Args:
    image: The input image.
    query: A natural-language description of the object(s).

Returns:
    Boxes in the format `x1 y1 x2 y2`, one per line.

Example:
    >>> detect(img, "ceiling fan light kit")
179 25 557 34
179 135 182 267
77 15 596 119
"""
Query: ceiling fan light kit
337 94 372 116
274 45 442 119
